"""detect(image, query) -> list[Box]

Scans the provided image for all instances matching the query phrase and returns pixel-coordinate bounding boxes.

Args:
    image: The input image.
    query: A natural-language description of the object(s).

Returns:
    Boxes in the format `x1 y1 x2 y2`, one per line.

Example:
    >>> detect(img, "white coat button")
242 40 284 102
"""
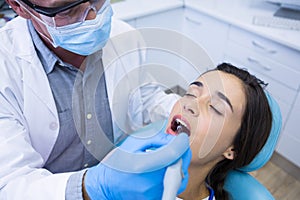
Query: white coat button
86 113 92 120
84 163 89 168
49 122 58 130
87 140 92 145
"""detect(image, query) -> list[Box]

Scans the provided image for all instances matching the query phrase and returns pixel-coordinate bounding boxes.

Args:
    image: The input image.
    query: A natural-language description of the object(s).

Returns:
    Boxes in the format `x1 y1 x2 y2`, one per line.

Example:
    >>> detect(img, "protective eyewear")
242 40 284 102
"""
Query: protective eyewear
20 0 91 17
18 0 106 27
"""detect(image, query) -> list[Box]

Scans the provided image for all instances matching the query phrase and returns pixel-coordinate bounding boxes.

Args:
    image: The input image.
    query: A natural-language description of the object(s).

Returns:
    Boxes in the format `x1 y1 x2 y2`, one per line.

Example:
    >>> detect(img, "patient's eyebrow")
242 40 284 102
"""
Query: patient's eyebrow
217 91 233 113
190 81 203 87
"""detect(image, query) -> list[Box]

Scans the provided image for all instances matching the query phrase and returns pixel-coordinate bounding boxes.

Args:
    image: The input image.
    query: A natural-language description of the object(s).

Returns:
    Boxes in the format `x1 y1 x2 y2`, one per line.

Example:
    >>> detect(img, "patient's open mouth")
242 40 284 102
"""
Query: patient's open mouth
168 115 191 136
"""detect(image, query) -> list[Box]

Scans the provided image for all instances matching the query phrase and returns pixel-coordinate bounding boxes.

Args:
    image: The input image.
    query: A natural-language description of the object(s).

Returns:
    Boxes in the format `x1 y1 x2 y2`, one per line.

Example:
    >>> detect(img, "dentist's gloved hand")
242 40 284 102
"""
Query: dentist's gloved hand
84 120 191 200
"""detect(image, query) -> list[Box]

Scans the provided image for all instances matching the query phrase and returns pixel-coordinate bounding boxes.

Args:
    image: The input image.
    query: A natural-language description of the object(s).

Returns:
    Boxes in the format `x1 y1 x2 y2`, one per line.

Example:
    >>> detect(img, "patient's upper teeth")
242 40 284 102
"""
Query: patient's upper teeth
175 118 188 128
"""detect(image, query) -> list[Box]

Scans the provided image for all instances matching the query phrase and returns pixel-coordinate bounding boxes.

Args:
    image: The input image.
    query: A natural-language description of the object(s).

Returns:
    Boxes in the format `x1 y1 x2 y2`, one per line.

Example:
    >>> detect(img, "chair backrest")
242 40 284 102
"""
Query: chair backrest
224 92 282 200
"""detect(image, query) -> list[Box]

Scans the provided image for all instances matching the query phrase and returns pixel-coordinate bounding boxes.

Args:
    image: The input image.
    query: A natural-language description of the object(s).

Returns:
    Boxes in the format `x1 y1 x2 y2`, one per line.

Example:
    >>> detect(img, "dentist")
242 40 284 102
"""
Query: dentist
0 0 189 199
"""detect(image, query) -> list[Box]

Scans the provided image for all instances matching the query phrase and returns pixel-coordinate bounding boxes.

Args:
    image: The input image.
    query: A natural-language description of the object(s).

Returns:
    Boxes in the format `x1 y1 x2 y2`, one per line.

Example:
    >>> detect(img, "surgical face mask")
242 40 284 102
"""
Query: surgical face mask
51 3 113 55
20 0 113 55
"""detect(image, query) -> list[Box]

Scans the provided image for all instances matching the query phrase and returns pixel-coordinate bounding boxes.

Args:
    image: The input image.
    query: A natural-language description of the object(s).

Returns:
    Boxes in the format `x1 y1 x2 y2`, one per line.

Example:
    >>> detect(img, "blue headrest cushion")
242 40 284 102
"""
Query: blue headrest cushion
239 92 282 172
224 170 275 200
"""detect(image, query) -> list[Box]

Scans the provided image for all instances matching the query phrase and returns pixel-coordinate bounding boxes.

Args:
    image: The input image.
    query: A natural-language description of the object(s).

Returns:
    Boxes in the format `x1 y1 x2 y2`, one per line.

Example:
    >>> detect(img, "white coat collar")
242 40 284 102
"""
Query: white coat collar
5 17 37 61
6 17 58 117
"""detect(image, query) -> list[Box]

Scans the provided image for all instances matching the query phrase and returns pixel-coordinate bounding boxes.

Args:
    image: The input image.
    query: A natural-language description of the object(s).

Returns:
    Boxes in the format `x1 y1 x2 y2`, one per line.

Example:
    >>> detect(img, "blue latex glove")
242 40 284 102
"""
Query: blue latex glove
84 120 191 200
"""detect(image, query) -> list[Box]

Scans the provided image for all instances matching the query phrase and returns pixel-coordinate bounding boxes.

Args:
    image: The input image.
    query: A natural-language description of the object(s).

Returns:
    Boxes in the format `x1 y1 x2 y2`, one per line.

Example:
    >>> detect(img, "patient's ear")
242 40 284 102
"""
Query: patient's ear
223 145 235 160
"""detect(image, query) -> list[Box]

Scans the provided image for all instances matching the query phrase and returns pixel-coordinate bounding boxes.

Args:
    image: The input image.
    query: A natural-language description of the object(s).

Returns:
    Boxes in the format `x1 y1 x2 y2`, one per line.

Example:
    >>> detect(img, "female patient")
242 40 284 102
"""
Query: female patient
165 63 272 200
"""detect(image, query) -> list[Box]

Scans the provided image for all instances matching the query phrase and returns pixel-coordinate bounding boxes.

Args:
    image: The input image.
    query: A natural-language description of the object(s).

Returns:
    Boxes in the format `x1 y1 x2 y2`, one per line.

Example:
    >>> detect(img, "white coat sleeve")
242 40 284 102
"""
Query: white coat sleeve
0 17 78 199
0 68 73 200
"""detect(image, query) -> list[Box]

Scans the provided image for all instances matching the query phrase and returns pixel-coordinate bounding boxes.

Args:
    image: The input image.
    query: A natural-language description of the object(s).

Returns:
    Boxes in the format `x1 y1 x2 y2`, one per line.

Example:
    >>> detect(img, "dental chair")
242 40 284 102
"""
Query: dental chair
224 92 282 200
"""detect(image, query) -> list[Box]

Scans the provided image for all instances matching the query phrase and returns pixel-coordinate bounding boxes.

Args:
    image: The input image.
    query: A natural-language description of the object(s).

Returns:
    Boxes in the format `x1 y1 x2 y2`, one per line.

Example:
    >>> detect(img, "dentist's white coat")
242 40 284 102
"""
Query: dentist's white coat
0 17 178 199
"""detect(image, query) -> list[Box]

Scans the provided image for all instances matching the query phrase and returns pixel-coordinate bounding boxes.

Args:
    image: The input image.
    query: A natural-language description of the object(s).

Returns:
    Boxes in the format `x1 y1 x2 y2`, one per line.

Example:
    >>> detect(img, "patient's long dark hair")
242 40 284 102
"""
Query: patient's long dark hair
206 63 273 200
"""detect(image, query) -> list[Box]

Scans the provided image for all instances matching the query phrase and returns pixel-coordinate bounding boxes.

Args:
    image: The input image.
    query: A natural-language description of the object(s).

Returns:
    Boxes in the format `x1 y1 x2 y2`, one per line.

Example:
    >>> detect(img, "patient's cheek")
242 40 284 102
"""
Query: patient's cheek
192 118 225 160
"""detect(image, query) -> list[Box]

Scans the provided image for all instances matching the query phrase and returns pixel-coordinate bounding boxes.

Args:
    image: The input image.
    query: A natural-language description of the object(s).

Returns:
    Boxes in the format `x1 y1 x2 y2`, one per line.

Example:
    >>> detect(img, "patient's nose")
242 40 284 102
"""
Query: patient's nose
183 99 199 117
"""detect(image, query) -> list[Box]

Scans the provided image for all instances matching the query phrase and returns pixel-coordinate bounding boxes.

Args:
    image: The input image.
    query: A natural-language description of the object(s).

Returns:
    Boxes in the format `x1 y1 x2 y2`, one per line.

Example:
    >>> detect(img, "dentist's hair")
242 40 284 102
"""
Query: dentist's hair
206 63 273 200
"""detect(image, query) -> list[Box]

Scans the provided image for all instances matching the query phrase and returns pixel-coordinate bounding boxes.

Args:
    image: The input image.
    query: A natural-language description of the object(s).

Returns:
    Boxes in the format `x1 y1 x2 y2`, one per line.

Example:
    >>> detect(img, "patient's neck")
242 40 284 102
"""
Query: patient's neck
178 164 212 200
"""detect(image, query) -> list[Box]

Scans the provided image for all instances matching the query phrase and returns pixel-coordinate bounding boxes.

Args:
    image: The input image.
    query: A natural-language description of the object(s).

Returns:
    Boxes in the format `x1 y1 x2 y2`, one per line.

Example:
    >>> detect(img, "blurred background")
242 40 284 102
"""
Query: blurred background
1 0 299 198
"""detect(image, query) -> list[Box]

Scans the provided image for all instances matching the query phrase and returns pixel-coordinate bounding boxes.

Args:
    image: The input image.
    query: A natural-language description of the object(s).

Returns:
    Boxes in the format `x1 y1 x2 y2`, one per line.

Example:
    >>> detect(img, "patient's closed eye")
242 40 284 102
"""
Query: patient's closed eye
210 105 223 116
185 81 203 98
184 93 197 98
